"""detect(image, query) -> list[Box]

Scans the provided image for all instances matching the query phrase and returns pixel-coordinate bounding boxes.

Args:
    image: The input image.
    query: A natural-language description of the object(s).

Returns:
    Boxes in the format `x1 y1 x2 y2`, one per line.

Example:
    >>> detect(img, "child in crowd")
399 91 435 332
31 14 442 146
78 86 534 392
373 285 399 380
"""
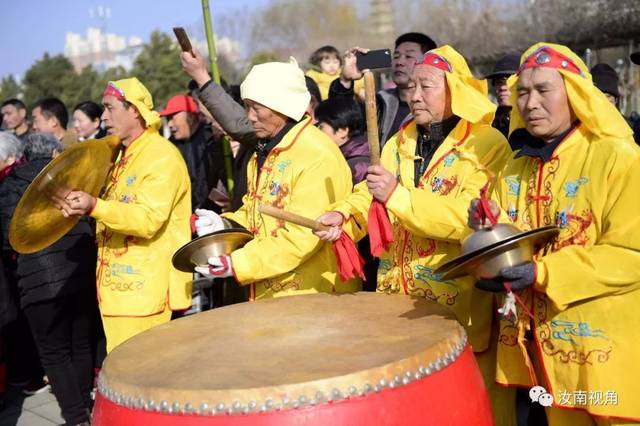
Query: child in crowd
306 46 364 101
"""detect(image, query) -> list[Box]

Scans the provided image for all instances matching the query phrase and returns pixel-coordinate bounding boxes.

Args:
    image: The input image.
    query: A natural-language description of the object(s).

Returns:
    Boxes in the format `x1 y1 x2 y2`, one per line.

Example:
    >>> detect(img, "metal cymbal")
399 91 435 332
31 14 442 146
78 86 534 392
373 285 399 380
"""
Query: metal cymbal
9 135 121 254
172 228 253 272
435 225 560 280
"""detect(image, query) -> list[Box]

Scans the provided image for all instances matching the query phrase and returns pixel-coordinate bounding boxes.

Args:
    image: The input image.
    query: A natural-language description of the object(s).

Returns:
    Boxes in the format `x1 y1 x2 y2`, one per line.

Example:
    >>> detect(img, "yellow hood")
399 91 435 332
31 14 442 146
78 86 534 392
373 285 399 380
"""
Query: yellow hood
507 42 633 140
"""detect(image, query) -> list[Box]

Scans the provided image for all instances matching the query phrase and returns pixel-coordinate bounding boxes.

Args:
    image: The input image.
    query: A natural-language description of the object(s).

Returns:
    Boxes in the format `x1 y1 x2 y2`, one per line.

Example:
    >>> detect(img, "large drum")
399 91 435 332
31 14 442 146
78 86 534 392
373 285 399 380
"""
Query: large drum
93 293 493 425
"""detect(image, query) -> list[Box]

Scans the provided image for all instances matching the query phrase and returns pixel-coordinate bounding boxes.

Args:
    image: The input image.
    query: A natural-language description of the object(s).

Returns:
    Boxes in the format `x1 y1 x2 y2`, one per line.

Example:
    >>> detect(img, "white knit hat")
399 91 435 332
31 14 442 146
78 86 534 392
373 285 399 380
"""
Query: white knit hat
240 57 311 121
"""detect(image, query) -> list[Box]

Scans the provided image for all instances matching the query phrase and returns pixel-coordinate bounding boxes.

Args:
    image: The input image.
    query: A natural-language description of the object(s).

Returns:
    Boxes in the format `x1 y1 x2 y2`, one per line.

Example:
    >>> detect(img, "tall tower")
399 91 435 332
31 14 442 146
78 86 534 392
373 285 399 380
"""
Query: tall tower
369 0 395 45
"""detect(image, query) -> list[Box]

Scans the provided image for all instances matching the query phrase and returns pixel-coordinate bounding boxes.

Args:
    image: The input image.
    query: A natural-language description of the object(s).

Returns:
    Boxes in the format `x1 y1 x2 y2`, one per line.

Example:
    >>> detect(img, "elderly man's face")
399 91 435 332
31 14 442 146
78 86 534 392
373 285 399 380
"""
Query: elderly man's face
517 67 574 142
101 95 143 144
408 65 452 126
167 111 198 141
244 99 288 139
392 42 423 88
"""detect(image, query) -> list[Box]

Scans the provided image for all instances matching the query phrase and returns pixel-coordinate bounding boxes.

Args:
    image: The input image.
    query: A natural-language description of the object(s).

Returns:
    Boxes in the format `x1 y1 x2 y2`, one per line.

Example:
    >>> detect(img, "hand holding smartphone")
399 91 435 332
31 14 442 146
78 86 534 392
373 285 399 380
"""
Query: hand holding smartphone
356 49 392 71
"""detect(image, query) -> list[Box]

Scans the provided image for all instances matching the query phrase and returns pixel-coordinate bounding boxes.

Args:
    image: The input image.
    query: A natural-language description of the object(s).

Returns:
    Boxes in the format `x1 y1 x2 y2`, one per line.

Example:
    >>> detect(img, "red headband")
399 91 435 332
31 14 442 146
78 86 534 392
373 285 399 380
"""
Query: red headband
103 82 126 100
518 46 584 77
416 52 452 73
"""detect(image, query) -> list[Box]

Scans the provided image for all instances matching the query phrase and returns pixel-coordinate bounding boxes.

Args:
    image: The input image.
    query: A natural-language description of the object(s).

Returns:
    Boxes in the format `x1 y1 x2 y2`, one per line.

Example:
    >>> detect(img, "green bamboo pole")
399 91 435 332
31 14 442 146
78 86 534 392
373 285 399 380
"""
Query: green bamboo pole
201 0 234 193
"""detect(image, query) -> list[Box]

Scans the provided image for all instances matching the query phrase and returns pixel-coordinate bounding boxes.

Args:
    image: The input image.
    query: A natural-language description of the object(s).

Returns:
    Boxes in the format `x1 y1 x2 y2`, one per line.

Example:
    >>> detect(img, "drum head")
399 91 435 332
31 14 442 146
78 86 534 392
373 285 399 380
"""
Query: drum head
99 293 466 414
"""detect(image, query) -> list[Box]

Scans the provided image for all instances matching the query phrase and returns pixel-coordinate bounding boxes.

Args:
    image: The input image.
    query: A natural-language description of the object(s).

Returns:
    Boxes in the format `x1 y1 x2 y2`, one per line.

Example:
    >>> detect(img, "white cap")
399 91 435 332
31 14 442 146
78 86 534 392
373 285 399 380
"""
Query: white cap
240 57 311 121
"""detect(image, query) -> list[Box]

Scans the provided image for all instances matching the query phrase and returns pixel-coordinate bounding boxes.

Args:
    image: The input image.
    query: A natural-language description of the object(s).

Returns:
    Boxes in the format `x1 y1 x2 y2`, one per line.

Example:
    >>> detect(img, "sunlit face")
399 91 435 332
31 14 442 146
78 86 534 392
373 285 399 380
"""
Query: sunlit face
31 106 57 133
516 67 574 141
244 99 287 139
392 42 423 88
492 76 511 107
73 109 100 139
408 65 452 126
320 55 341 76
167 111 197 140
317 122 349 146
101 95 143 144
1 104 26 130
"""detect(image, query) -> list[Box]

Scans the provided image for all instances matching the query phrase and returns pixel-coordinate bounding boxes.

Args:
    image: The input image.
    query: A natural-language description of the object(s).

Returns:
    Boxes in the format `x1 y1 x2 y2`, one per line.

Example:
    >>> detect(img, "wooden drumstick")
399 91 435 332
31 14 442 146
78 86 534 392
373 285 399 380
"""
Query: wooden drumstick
258 205 331 232
364 71 381 166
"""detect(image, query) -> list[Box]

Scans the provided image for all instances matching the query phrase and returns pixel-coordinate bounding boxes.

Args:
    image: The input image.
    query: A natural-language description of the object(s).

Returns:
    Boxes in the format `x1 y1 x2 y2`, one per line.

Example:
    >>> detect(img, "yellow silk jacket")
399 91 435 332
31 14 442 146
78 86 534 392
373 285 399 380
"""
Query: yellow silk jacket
492 124 640 420
91 128 192 316
332 119 511 351
223 117 360 300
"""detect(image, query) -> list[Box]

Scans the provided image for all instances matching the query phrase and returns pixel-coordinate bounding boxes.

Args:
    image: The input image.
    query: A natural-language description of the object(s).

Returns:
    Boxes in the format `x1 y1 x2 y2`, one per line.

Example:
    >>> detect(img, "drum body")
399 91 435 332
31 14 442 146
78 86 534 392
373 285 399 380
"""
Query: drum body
93 292 493 425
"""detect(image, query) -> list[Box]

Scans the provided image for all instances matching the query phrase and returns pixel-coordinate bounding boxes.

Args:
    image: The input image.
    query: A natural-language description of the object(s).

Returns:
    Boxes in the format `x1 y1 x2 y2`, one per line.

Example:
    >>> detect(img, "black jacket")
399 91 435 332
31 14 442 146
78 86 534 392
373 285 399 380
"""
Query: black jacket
171 123 224 210
0 157 97 308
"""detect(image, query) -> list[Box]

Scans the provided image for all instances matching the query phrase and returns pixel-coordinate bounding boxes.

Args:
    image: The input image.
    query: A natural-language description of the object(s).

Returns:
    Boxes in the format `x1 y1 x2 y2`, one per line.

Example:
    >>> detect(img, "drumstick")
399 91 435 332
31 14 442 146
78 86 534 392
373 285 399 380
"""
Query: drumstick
258 205 331 232
364 71 381 166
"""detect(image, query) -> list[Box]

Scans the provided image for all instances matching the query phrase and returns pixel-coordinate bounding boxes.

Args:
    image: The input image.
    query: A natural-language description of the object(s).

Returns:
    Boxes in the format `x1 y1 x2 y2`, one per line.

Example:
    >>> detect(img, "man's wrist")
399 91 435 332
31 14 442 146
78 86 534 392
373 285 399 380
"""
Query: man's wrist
195 72 212 88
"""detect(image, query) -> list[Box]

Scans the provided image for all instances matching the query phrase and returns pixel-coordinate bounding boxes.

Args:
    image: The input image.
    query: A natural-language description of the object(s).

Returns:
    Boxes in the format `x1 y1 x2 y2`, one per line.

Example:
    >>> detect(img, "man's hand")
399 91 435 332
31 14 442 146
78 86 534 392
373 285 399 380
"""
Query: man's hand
340 47 369 87
180 46 211 88
475 262 536 292
195 255 233 278
314 211 344 242
56 190 95 218
194 208 225 237
467 198 500 230
366 165 397 203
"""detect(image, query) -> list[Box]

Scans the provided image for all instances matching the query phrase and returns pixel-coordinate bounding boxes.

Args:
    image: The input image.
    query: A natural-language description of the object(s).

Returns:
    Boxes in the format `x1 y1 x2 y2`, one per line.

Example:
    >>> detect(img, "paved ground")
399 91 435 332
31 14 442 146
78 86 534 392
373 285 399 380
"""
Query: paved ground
1 386 64 426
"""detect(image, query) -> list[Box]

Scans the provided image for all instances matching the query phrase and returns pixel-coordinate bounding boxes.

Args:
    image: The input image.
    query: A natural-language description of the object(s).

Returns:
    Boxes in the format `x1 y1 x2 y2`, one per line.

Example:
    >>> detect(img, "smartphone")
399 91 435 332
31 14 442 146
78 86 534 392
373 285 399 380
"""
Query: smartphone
356 49 392 71
173 27 194 56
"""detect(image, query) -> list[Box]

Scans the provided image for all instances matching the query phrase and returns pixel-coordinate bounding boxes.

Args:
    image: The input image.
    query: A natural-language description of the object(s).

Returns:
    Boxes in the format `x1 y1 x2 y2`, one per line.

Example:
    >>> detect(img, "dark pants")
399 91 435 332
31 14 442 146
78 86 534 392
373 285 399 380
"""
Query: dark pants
23 288 95 425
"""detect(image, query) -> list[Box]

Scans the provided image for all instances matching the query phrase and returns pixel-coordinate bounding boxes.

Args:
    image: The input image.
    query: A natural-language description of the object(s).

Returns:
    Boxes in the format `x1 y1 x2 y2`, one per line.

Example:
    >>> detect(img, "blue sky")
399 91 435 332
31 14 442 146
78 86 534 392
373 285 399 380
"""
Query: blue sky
0 0 266 80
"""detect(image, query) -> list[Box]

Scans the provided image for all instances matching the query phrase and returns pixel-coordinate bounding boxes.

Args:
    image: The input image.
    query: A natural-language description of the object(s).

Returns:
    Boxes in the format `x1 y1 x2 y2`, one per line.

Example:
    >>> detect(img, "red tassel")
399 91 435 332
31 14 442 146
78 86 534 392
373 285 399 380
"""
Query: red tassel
190 213 198 234
332 232 365 282
368 200 394 257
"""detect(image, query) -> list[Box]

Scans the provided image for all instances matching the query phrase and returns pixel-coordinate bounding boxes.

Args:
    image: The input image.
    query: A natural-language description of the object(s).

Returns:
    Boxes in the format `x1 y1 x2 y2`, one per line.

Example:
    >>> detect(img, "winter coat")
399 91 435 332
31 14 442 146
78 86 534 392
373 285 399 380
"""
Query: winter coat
0 157 96 308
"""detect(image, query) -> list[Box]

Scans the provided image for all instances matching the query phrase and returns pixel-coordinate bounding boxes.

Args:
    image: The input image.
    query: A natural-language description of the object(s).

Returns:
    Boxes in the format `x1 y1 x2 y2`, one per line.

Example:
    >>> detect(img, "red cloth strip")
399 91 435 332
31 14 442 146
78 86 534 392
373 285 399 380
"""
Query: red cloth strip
331 232 365 282
368 200 394 257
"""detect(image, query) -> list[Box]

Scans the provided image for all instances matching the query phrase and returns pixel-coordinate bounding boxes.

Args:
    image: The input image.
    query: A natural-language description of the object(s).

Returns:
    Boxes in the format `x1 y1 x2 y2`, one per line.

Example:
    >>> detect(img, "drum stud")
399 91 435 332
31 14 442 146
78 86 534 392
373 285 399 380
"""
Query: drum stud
414 371 422 381
145 400 156 411
282 396 290 406
291 401 300 409
248 400 258 411
198 402 209 415
159 400 170 412
373 385 381 392
265 398 274 409
183 402 194 414
418 365 426 375
393 375 402 385
348 385 357 396
259 404 267 413
378 378 387 388
232 399 242 412
116 394 123 405
402 376 411 385
428 361 435 371
332 388 342 400
435 359 444 370
214 402 225 413
126 396 134 407
298 394 308 405
405 371 413 379
362 383 372 395
315 391 324 402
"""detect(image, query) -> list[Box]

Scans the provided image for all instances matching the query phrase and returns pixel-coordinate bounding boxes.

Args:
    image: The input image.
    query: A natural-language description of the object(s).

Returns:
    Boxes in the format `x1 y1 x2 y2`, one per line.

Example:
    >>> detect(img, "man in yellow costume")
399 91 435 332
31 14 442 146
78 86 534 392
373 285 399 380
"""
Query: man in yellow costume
469 43 640 424
59 78 192 353
193 58 359 299
316 45 515 424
